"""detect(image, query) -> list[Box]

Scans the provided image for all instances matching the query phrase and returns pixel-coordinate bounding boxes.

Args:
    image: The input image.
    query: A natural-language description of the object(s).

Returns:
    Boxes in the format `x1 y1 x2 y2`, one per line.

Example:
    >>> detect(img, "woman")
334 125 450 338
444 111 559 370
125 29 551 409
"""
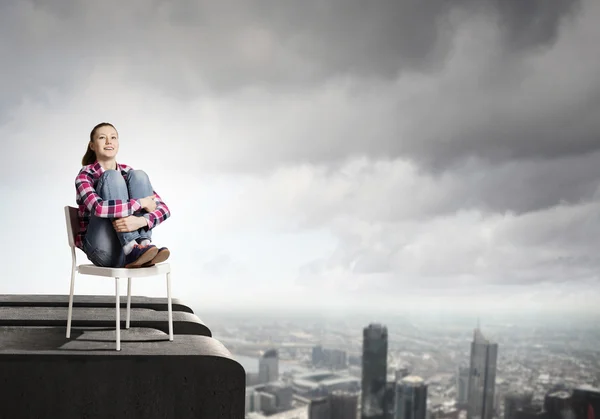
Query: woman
75 122 171 268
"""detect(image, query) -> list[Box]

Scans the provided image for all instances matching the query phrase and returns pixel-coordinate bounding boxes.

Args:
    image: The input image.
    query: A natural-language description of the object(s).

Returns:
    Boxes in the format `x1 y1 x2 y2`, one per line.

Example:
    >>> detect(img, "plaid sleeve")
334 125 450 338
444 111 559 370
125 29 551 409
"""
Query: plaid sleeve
75 169 142 218
142 190 171 230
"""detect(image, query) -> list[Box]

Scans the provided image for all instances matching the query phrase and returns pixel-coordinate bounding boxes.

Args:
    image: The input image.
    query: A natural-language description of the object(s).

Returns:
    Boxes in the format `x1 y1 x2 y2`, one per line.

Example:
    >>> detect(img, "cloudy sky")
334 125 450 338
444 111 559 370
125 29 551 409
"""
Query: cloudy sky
1 0 600 316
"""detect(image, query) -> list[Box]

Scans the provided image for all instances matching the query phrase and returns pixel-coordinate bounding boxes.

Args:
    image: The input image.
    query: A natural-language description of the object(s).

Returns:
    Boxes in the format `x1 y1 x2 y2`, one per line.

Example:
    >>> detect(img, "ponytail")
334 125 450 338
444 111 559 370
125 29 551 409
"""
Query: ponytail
81 143 96 166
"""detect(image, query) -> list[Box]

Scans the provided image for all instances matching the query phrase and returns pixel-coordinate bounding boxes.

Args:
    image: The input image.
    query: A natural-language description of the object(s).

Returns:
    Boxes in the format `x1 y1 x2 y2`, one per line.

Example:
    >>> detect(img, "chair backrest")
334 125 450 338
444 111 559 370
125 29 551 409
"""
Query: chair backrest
64 206 79 249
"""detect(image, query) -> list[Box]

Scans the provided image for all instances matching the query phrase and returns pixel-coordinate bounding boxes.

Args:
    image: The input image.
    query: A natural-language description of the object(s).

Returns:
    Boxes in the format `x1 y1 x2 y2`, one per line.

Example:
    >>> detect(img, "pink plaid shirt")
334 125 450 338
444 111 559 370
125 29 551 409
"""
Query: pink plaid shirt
74 161 171 249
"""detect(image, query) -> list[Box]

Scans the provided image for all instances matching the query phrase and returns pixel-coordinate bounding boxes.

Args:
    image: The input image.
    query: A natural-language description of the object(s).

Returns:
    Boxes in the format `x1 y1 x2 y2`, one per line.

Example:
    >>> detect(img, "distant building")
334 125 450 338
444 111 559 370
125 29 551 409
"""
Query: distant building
504 392 533 419
328 349 348 370
293 371 360 398
395 376 427 419
310 397 331 419
362 323 389 419
264 381 293 413
309 391 360 419
384 381 396 418
457 367 470 406
467 327 498 419
571 386 600 419
331 391 360 419
544 390 573 419
259 392 276 414
515 404 547 419
313 346 326 366
245 387 263 414
396 368 410 382
429 406 460 419
259 349 279 384
246 381 294 416
312 346 348 370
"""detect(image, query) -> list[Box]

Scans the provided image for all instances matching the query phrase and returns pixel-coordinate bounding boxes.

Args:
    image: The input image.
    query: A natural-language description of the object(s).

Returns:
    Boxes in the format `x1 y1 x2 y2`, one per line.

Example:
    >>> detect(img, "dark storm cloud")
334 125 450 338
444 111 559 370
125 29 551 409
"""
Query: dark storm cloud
309 151 600 224
493 0 582 50
150 0 597 175
0 0 582 115
430 150 600 215
147 0 583 89
403 88 600 171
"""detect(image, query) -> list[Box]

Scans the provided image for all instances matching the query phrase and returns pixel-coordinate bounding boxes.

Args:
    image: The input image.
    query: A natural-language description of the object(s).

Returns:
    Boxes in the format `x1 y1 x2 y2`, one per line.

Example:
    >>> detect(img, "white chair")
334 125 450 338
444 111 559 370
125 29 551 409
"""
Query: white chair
64 206 173 351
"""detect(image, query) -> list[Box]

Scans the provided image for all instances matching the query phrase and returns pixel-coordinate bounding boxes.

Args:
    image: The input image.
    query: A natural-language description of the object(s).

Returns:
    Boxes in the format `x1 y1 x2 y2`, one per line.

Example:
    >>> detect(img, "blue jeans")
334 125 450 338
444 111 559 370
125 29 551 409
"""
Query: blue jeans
83 170 154 268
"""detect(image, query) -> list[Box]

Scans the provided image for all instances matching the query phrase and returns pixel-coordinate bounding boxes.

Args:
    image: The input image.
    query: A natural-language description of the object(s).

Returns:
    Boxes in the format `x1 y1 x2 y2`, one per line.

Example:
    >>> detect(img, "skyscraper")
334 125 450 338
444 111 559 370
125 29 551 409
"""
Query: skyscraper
309 391 360 419
457 366 470 406
259 349 279 384
544 389 572 419
309 397 331 419
571 386 600 419
313 346 326 366
467 327 498 419
504 392 533 419
331 391 360 419
395 376 427 419
385 381 397 418
362 323 389 419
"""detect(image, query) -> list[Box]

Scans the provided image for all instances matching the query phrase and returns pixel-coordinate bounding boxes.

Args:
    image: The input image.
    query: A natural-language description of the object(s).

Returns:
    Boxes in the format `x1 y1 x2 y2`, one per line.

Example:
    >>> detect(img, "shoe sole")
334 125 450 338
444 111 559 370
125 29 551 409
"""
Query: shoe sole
125 247 159 268
142 248 170 268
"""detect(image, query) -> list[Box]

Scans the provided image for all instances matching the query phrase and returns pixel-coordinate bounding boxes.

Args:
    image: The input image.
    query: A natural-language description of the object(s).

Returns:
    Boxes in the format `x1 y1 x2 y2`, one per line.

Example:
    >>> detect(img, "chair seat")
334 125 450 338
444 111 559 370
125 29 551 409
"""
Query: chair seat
78 263 171 278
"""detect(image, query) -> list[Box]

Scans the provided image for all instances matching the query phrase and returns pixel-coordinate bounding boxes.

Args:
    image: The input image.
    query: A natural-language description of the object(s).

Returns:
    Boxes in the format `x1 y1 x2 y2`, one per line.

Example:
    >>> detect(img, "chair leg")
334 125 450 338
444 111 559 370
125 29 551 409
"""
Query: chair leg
167 272 173 341
115 277 121 351
126 277 132 329
66 266 76 338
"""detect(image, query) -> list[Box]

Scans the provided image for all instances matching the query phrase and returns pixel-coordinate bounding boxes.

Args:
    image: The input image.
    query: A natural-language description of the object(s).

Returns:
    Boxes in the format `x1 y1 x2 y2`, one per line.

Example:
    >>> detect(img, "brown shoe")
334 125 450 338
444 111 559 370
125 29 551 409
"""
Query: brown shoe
124 245 159 268
141 247 170 267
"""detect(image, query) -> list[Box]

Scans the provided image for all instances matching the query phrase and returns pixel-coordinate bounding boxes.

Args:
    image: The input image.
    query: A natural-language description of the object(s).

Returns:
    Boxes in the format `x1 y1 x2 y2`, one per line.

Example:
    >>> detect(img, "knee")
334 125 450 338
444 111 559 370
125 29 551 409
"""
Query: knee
128 170 150 183
127 170 152 190
101 170 125 185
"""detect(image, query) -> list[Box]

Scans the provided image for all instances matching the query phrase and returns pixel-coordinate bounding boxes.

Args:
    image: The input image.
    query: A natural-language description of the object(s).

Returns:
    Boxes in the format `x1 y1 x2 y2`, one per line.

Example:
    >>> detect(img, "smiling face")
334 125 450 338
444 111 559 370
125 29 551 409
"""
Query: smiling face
90 124 119 160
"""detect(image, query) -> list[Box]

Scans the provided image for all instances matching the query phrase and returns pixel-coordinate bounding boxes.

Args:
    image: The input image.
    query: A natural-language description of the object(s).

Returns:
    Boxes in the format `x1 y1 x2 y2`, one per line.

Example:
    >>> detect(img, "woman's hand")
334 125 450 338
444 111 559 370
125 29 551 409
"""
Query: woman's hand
112 216 148 233
140 195 157 212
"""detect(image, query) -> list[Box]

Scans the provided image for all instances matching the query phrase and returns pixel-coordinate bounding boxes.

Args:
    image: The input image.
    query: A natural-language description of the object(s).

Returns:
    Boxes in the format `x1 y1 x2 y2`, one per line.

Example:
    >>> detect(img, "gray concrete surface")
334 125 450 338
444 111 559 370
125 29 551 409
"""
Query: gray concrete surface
0 294 194 313
0 306 211 337
0 326 245 418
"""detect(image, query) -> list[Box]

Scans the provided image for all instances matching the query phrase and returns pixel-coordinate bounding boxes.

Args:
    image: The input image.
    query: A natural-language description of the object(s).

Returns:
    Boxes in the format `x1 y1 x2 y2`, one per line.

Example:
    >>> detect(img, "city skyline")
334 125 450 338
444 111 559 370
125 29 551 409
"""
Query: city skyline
236 313 599 418
2 0 600 313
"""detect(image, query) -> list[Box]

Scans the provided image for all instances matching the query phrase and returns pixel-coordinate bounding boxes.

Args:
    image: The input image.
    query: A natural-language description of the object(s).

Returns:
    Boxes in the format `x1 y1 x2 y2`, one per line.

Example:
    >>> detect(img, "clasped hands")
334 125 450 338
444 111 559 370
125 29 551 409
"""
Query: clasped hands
112 195 157 233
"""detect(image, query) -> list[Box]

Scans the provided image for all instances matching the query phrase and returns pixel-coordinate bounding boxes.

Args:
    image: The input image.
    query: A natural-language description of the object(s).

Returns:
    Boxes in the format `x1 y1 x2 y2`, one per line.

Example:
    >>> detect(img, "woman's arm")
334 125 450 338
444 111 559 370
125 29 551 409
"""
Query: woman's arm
75 169 143 218
142 190 171 229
